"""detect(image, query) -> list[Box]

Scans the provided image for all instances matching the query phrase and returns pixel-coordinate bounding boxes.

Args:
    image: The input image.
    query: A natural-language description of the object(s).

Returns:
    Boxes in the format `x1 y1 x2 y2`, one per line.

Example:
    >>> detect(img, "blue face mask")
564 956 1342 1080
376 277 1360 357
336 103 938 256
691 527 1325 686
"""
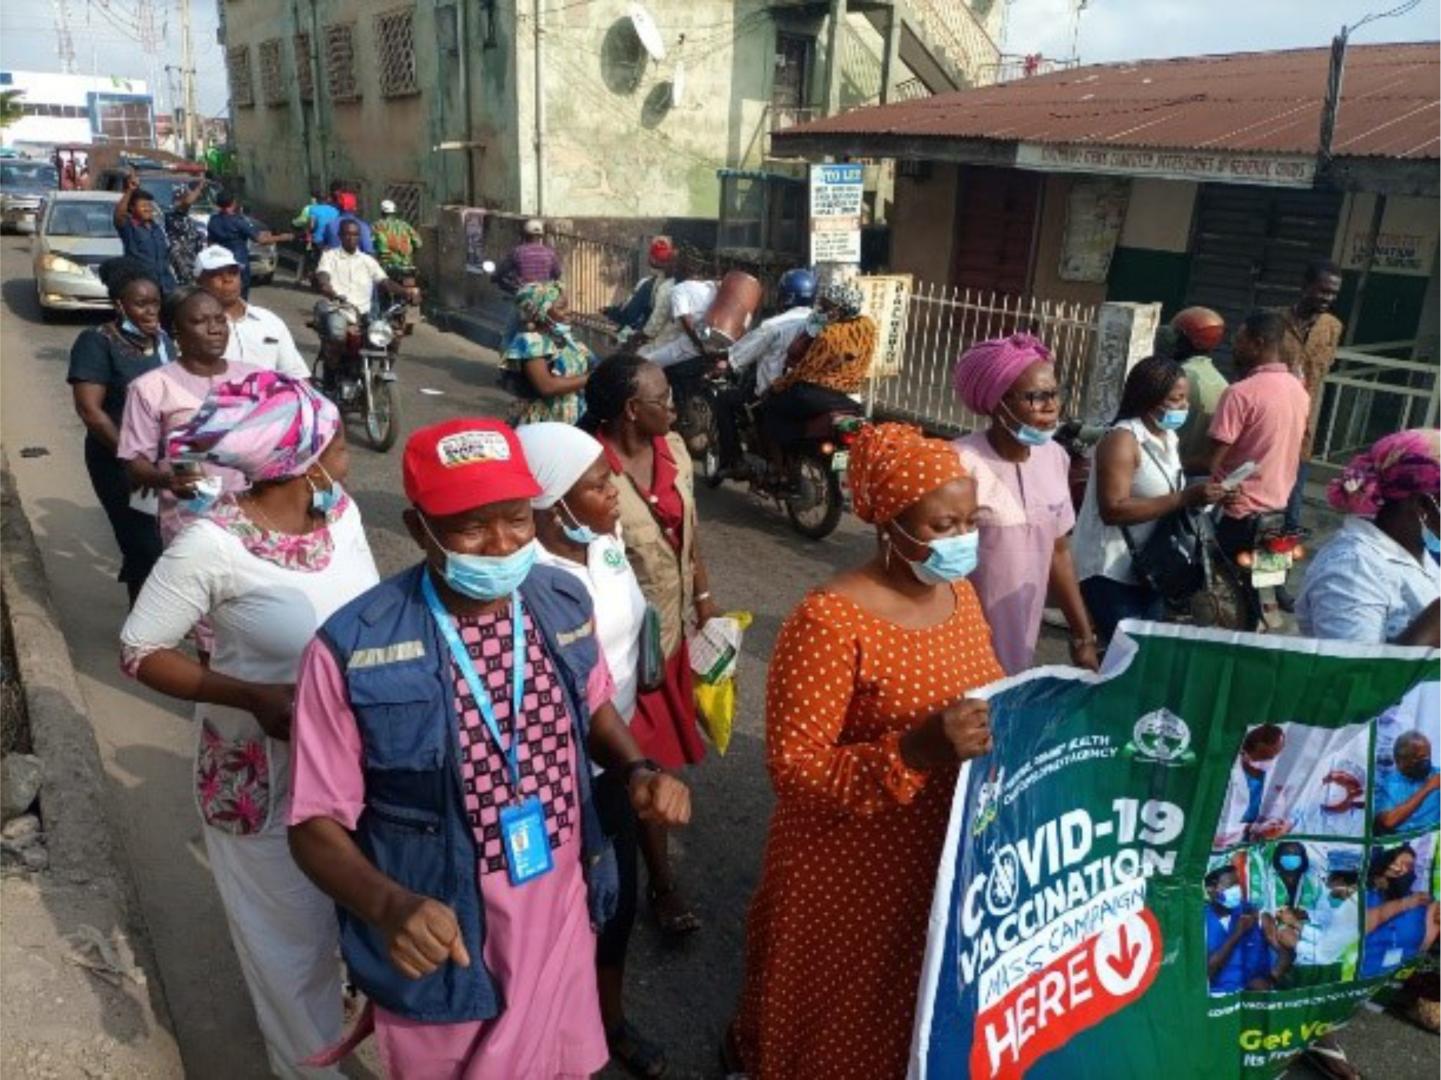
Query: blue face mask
119 316 145 337
1218 884 1243 910
422 515 538 600
1156 407 1190 431
181 475 223 515
1000 401 1056 447
1421 502 1440 561
893 521 980 584
557 500 600 546
1278 853 1304 872
549 320 573 338
309 465 342 516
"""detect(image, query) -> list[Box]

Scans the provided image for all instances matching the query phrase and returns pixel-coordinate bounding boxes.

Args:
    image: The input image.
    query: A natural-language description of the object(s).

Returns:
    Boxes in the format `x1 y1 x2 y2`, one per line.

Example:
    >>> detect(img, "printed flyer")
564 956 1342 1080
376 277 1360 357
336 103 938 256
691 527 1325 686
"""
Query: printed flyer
910 622 1439 1079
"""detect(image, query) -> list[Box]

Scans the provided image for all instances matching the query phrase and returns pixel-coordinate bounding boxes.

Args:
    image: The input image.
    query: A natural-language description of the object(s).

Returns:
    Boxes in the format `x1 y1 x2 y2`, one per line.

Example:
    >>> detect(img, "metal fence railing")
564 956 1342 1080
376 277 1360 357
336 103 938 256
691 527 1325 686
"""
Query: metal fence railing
865 282 1101 436
546 230 641 323
1310 341 1436 471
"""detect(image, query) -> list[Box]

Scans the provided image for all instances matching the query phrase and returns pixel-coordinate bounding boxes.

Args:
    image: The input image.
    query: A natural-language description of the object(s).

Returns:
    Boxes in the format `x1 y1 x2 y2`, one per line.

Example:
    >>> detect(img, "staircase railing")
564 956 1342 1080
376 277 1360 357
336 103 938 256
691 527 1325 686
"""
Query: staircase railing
905 0 1002 86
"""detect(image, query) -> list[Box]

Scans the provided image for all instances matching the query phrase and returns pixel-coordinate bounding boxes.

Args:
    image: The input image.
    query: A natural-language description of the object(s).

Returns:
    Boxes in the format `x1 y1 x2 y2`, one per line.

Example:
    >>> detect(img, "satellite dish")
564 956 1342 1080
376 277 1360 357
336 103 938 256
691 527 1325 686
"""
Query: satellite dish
628 3 666 62
671 61 686 107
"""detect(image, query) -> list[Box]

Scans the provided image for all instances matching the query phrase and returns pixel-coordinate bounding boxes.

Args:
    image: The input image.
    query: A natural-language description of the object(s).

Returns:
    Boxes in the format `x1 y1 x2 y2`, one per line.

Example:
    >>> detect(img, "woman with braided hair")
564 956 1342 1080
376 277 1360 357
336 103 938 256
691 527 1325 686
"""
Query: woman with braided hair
581 354 721 938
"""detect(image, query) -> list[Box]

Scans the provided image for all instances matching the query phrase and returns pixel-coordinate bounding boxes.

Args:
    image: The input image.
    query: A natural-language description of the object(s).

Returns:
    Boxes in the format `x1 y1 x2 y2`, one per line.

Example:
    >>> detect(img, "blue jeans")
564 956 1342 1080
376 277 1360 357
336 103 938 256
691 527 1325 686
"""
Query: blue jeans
1284 460 1309 533
1081 576 1164 645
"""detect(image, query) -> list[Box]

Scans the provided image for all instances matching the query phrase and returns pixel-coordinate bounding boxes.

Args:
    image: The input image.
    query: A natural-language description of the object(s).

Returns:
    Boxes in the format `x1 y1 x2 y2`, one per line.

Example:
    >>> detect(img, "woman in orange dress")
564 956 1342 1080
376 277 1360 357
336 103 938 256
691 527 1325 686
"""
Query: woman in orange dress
732 423 1005 1080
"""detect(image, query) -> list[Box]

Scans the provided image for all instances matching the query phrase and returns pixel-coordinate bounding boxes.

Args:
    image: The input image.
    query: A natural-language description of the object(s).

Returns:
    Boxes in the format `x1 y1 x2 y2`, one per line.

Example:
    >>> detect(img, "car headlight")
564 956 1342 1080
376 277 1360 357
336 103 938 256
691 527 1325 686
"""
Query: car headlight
367 321 396 349
39 253 89 276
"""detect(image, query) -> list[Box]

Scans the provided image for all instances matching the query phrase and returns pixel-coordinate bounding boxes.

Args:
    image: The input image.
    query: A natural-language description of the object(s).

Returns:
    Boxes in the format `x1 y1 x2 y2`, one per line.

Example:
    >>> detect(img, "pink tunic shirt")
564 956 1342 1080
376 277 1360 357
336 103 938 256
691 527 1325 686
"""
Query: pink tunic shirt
953 433 1075 675
1207 362 1310 519
289 604 613 1079
117 360 261 542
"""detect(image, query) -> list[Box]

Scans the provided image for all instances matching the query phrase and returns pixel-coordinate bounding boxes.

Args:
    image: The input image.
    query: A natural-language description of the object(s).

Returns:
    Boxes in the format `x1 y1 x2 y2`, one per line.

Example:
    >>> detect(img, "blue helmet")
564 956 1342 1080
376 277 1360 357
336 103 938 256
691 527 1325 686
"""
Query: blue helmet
778 267 817 310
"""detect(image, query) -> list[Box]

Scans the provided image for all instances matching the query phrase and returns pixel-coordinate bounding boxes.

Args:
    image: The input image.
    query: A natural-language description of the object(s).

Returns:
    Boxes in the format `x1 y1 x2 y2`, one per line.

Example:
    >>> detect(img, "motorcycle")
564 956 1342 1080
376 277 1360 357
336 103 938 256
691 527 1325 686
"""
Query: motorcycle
665 355 723 474
312 301 407 452
694 365 864 540
1189 510 1307 631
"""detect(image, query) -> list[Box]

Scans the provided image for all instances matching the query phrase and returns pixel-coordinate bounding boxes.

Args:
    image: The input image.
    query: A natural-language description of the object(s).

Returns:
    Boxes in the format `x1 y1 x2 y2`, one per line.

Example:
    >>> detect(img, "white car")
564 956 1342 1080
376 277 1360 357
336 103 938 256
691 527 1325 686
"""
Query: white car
1 159 59 234
32 190 122 320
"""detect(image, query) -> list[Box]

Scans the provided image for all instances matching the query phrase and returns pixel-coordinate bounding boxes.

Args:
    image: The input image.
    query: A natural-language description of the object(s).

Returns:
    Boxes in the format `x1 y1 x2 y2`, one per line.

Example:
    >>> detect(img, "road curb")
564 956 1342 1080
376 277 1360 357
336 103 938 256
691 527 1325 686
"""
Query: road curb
1 452 184 1075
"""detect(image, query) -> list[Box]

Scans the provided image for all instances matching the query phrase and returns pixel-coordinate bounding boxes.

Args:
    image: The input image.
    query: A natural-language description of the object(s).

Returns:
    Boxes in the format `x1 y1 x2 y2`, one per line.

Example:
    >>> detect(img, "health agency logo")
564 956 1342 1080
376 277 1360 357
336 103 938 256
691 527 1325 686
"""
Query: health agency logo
1125 708 1195 766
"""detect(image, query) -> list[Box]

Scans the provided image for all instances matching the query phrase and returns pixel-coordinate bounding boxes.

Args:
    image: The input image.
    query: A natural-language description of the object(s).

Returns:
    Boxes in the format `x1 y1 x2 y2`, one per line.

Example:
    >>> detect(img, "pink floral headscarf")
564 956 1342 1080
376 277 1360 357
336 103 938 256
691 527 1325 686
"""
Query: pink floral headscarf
168 370 340 483
1327 429 1440 518
953 333 1053 415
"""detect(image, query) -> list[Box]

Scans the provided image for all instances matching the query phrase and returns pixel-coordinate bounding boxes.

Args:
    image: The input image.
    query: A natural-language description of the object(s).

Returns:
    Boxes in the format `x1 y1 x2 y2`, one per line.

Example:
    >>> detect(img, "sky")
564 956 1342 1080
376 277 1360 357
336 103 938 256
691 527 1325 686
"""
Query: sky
1003 0 1439 64
0 0 1435 124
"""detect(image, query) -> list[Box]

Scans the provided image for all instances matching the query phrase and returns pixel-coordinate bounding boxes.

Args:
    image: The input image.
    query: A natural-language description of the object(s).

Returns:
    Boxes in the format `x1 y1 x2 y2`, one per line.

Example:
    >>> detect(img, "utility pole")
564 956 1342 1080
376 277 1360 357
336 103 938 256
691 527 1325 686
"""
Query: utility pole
179 0 199 156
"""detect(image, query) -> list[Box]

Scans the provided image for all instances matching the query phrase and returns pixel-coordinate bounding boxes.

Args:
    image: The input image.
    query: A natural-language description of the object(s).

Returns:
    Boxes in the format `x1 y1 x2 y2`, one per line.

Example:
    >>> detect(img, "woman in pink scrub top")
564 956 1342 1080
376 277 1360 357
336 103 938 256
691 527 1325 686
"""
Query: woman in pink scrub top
951 334 1098 675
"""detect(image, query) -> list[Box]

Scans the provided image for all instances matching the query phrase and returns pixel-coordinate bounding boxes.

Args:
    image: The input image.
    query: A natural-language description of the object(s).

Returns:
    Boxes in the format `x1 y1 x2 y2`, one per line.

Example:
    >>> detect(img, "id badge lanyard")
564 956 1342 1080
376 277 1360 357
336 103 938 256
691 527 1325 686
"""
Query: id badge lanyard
421 573 526 794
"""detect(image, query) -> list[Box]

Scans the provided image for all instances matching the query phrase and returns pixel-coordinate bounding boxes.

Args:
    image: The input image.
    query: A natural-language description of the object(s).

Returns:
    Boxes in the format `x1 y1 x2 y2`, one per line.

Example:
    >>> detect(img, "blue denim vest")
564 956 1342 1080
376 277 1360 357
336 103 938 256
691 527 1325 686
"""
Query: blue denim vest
314 561 617 1022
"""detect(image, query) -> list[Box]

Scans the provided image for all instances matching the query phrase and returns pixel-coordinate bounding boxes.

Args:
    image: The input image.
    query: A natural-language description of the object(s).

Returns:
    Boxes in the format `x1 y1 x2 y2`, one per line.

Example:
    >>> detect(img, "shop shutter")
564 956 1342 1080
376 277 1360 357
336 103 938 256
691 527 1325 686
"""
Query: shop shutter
1184 184 1342 359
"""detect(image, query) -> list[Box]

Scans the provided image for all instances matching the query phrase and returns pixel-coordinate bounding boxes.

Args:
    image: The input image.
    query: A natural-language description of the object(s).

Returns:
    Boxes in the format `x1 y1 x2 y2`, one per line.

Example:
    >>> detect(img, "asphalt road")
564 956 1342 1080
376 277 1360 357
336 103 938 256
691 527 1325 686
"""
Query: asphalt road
0 235 1431 1079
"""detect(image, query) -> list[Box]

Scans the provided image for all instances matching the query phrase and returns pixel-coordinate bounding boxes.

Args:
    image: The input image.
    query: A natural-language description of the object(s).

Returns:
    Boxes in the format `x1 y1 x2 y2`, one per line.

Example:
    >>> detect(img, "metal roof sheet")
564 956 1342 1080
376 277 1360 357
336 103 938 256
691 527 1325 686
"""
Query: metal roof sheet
774 43 1440 160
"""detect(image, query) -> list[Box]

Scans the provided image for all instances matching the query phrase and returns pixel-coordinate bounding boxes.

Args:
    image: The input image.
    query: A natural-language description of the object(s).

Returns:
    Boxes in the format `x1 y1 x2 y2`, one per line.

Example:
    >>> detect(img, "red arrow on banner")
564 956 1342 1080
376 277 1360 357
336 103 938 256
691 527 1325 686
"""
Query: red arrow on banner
1104 923 1143 982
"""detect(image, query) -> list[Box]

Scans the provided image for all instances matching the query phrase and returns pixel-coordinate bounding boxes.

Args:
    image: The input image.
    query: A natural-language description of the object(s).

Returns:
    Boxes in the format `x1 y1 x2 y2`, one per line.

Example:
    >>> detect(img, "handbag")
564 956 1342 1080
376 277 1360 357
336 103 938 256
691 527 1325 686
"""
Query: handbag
1120 439 1210 602
638 603 666 692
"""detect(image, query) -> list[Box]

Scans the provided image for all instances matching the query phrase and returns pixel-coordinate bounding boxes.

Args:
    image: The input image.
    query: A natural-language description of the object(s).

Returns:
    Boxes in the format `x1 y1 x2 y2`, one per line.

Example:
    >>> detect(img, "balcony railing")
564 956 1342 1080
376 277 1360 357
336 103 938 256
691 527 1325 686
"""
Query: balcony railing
906 0 1002 85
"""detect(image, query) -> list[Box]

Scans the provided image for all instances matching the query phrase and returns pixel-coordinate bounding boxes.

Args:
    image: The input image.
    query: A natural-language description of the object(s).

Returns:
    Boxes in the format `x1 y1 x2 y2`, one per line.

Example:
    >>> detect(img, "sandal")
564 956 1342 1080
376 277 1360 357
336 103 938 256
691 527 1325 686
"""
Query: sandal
607 1020 668 1079
648 880 702 938
1301 1038 1360 1080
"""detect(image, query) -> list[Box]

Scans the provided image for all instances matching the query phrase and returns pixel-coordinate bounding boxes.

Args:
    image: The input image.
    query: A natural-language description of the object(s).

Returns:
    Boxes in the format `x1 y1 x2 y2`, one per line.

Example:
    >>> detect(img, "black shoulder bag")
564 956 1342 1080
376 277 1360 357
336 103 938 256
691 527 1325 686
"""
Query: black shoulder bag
1120 439 1209 602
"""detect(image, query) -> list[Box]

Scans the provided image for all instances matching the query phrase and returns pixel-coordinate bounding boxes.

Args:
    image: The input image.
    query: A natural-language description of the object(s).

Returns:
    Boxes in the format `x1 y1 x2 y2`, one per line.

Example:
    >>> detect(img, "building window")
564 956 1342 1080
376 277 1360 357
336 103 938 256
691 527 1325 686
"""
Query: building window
91 94 155 145
323 23 360 103
227 44 255 108
293 33 314 102
259 39 286 107
375 8 419 98
384 181 425 224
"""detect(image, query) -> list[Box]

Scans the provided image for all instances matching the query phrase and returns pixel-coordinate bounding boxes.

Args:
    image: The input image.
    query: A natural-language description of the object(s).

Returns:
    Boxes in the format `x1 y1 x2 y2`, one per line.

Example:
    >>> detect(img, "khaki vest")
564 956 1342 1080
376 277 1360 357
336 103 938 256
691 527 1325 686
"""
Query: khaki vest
613 432 696 657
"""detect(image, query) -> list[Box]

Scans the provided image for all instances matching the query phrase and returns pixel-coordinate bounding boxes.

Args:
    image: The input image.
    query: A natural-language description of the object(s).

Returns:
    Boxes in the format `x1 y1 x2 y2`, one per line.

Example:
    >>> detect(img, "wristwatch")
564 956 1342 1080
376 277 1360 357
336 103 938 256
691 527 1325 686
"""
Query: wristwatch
619 757 662 787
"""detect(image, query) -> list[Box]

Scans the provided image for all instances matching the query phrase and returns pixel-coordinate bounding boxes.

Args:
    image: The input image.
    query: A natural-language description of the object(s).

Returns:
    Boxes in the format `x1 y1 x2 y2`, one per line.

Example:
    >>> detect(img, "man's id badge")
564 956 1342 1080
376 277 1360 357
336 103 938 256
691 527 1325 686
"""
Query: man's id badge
499 797 553 886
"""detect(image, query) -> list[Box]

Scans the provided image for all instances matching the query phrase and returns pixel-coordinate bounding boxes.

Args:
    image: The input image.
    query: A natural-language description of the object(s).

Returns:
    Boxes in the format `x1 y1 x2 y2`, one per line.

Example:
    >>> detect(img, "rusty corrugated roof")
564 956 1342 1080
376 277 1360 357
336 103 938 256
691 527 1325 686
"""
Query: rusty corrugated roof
775 43 1440 159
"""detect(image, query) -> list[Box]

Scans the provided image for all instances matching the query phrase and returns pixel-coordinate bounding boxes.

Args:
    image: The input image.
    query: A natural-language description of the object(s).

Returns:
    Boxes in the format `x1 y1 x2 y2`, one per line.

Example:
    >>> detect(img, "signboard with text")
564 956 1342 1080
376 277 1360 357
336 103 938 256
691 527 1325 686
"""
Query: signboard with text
911 623 1439 1080
1016 143 1317 189
809 163 864 265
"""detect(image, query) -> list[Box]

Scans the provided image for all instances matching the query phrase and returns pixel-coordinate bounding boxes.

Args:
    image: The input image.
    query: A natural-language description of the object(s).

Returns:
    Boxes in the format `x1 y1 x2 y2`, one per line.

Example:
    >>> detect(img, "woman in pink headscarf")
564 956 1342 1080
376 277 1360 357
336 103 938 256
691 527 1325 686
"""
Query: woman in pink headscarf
120 371 379 1079
951 333 1098 674
1296 428 1439 647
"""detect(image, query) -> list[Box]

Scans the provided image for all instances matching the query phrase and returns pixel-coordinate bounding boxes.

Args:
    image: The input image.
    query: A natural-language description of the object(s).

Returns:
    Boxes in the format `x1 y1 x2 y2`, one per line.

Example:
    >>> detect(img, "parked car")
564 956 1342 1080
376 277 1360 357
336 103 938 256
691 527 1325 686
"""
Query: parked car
33 190 122 320
2 159 60 234
94 169 277 285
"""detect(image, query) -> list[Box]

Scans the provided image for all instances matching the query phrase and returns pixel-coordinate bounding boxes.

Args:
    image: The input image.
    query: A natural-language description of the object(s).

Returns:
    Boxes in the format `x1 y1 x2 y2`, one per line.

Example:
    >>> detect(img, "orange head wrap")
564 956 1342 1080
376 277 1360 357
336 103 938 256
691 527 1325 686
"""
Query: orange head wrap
848 422 967 525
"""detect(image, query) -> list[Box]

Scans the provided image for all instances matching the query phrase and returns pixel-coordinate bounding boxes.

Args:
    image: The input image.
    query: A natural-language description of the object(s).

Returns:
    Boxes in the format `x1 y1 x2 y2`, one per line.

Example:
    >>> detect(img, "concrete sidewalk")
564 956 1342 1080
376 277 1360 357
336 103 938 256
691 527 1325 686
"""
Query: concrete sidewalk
1 461 184 1079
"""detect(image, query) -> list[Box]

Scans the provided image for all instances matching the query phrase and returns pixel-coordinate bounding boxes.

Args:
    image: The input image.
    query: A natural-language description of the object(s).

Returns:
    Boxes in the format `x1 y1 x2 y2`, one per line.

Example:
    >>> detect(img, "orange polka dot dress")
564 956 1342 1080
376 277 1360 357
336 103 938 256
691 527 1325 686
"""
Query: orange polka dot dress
736 581 1003 1080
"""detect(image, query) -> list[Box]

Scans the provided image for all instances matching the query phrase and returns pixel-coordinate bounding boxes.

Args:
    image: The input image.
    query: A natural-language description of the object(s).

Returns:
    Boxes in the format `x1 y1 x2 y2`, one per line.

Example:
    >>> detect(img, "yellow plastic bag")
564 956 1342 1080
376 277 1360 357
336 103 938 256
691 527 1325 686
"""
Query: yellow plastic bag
691 611 753 756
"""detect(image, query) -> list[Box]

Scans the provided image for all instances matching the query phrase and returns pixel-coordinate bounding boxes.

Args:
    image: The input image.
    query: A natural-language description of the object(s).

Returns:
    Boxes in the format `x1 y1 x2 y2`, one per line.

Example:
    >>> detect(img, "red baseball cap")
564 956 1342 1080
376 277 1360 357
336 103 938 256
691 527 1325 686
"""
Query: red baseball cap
403 419 540 517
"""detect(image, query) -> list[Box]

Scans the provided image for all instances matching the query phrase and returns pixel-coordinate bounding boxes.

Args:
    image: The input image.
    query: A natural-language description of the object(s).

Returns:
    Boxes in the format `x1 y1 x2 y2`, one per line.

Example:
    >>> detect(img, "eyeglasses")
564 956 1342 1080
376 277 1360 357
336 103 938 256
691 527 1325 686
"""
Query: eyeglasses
635 393 675 410
1011 389 1061 407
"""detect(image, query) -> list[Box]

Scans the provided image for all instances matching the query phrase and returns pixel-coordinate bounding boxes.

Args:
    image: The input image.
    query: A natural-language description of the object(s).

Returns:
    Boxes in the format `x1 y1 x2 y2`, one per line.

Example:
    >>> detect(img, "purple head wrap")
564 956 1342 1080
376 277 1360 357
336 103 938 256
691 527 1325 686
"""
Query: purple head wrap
1327 429 1440 518
953 333 1053 416
168 370 341 483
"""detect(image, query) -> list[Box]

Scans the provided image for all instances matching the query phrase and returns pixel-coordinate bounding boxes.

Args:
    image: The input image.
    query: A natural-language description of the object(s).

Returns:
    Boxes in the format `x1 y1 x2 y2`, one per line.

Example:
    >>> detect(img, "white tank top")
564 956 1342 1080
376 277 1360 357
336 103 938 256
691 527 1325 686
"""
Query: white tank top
1072 418 1183 584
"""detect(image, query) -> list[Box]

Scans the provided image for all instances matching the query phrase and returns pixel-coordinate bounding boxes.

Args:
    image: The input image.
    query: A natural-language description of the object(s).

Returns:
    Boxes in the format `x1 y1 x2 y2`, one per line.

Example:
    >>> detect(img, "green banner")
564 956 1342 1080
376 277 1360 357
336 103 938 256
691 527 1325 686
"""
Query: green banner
911 623 1439 1079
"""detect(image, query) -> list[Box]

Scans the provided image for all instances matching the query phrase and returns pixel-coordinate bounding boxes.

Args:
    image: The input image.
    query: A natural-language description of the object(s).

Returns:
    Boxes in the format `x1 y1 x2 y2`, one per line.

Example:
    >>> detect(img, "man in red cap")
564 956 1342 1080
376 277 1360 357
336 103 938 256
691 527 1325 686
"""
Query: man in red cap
287 418 689 1075
606 235 677 345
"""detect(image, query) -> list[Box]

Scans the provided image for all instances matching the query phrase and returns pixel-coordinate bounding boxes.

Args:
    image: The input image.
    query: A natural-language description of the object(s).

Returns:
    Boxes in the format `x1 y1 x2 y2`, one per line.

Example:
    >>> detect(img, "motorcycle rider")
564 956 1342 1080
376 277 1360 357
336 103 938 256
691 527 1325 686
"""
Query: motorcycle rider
756 278 872 481
316 191 375 254
607 236 677 344
713 268 817 473
1207 309 1310 566
638 257 720 371
313 219 419 384
373 198 423 281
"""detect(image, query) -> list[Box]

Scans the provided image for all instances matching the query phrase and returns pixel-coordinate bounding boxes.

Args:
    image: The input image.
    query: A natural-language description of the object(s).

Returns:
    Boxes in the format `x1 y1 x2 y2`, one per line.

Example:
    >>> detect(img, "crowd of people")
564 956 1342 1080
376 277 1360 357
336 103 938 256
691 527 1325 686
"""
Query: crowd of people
56 204 1438 1080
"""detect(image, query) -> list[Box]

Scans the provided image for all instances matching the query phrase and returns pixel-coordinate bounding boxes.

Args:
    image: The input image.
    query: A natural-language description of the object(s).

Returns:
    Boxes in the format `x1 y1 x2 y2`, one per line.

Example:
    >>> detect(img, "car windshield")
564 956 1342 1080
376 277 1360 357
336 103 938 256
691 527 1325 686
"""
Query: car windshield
142 176 217 214
2 162 59 190
45 201 118 237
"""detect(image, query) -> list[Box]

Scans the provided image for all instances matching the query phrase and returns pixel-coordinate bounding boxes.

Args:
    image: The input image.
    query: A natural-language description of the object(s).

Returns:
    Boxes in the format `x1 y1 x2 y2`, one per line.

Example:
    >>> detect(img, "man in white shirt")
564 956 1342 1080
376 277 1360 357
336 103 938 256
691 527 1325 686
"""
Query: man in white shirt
193 245 312 380
313 219 419 371
639 277 719 369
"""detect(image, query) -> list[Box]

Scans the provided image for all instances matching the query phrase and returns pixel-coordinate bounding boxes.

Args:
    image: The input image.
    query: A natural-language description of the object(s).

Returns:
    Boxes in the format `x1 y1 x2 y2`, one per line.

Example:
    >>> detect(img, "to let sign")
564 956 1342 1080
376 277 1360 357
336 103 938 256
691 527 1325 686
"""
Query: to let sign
810 163 864 264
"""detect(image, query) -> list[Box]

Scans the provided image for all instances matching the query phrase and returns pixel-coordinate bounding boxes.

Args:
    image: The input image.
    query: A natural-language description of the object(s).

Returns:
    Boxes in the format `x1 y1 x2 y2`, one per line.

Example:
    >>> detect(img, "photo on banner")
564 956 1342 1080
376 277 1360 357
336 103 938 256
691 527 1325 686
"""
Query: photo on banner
908 623 1438 1080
